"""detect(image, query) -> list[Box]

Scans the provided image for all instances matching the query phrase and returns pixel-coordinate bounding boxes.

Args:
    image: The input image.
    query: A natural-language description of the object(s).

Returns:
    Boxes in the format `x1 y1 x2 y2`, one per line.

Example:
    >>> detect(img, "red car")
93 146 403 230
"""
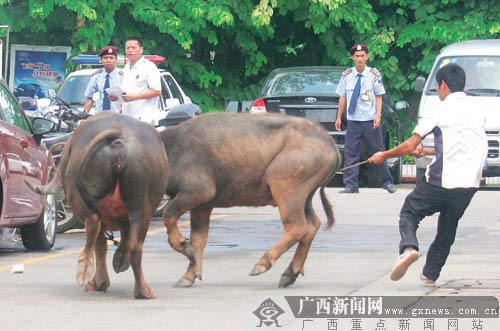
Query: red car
0 78 58 250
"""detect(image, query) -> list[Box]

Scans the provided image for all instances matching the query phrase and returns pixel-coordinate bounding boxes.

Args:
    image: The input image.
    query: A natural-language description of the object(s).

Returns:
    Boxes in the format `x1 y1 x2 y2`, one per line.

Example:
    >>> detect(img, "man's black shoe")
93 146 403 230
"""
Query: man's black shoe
339 187 359 194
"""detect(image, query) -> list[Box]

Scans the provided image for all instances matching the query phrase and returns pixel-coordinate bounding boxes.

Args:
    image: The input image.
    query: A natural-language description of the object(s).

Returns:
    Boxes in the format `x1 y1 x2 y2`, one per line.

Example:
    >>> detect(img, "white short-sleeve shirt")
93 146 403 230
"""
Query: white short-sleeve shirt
336 66 385 121
121 57 161 120
84 68 122 113
413 92 487 189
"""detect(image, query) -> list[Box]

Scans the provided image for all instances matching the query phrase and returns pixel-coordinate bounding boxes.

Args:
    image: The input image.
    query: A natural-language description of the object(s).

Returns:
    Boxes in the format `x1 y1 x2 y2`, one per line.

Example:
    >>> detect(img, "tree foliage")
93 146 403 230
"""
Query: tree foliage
1 0 499 113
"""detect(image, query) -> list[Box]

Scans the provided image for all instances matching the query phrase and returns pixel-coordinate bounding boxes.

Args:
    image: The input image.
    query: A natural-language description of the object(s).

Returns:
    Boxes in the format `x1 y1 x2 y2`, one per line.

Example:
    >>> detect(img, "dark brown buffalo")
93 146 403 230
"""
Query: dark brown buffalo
159 112 340 288
28 112 168 299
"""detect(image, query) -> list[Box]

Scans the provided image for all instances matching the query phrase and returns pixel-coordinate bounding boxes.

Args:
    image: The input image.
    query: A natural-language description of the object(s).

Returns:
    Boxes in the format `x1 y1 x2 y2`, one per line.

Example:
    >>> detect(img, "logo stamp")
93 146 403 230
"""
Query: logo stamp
254 298 285 327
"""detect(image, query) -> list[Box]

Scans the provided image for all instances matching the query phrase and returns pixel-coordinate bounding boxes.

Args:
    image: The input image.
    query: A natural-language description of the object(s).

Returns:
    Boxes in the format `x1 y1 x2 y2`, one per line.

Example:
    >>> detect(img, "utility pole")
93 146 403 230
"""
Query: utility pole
0 37 3 79
0 25 10 79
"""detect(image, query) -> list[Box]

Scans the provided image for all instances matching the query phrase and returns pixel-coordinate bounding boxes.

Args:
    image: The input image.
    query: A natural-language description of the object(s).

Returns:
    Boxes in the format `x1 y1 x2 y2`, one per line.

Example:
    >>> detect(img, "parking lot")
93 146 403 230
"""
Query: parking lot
1 185 499 330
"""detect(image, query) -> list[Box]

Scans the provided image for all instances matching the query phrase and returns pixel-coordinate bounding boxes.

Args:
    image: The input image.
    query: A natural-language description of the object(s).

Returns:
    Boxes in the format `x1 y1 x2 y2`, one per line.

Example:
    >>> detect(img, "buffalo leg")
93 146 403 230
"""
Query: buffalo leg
279 201 321 288
250 203 308 277
86 231 111 292
175 208 212 288
77 214 100 286
164 188 215 258
128 210 155 299
113 227 130 273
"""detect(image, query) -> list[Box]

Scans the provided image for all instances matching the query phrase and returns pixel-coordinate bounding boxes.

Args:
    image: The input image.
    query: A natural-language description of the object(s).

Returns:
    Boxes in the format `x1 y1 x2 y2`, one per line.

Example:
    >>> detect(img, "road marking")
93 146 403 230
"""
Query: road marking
0 249 82 272
0 219 194 273
0 215 231 272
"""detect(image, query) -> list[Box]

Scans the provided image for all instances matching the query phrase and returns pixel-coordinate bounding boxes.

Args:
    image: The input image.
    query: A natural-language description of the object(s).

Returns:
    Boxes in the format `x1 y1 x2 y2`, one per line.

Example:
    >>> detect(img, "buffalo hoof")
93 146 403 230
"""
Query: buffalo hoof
112 248 130 273
174 277 195 288
249 265 269 276
85 279 109 292
134 287 156 299
181 241 196 265
278 273 299 288
76 254 94 286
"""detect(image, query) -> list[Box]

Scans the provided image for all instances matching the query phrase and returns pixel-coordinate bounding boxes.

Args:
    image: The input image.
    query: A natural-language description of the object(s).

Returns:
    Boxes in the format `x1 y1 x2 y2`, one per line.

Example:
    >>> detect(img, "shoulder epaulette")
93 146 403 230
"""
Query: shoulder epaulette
342 68 353 76
370 68 380 76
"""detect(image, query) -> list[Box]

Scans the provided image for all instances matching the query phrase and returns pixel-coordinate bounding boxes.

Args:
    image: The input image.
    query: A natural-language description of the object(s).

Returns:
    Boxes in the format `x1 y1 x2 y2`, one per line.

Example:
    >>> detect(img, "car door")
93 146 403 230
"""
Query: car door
0 122 24 224
0 82 45 222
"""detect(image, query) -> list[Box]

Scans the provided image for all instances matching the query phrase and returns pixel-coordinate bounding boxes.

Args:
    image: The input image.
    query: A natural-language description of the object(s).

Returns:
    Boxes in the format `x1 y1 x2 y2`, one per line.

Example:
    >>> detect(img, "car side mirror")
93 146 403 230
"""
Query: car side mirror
415 76 426 92
47 89 56 98
31 117 56 134
394 100 410 111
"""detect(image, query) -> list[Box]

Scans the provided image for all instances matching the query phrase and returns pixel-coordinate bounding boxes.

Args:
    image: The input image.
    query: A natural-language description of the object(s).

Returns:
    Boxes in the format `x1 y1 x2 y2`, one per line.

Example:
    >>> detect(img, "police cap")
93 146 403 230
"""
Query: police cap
349 44 369 55
98 45 118 57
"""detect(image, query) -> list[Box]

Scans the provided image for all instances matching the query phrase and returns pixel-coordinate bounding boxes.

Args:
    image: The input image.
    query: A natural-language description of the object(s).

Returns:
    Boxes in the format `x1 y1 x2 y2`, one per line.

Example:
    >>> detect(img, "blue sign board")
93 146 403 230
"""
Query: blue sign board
9 44 71 99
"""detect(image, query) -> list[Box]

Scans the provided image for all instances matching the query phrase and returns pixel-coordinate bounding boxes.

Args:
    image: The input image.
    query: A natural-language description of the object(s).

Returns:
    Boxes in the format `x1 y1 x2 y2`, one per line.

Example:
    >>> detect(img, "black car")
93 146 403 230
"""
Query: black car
247 66 409 186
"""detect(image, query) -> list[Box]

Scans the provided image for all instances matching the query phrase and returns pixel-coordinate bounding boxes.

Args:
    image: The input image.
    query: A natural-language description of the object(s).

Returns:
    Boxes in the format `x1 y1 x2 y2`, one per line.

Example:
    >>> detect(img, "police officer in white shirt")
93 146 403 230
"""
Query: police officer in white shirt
335 43 396 194
115 37 161 121
84 45 121 113
369 63 488 287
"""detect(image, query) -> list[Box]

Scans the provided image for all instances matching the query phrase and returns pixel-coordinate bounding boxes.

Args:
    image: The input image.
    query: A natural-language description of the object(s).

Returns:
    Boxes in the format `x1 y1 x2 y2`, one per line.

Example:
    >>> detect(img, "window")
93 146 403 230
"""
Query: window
54 74 93 106
266 70 343 96
0 83 31 132
426 56 500 96
161 76 172 105
163 74 184 103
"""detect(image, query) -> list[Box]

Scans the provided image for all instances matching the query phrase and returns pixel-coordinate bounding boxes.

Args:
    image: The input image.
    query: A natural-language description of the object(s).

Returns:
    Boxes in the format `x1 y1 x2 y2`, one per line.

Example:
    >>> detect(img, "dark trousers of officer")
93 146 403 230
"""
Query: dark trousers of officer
343 120 392 188
398 179 477 281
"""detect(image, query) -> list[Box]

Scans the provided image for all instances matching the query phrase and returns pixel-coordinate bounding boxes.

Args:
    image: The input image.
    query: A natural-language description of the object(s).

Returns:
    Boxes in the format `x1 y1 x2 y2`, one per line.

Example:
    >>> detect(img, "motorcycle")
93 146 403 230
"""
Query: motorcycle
29 89 91 133
29 91 91 233
41 133 84 233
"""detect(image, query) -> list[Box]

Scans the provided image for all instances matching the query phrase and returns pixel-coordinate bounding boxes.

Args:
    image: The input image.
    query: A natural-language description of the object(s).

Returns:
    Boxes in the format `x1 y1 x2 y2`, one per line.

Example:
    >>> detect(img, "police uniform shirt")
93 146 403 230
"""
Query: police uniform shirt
121 56 162 120
84 67 122 113
336 66 385 121
413 92 488 189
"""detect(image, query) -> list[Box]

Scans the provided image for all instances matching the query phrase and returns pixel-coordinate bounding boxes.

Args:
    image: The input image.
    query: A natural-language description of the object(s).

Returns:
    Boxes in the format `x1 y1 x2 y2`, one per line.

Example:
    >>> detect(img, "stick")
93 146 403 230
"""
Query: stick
338 160 370 172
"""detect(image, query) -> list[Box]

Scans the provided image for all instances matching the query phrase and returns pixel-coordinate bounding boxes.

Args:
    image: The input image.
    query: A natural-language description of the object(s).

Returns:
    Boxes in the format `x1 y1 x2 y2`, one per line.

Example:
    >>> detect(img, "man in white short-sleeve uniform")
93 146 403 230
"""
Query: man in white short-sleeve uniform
118 37 161 122
369 63 487 287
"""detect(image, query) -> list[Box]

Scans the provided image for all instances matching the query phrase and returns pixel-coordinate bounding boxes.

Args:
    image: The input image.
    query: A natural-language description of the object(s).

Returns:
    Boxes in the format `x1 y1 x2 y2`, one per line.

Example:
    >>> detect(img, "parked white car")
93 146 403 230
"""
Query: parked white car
414 39 500 181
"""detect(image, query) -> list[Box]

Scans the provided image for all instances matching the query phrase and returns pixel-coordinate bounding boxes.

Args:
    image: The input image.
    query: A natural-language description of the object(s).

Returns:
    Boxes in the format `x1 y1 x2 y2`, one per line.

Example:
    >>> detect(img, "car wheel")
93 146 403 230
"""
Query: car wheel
153 194 169 217
21 194 57 251
56 192 84 233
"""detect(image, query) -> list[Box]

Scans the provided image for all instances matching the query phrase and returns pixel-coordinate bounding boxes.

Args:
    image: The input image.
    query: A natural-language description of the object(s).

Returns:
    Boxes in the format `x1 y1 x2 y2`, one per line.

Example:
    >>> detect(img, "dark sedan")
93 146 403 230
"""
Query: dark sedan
0 78 58 250
248 66 408 186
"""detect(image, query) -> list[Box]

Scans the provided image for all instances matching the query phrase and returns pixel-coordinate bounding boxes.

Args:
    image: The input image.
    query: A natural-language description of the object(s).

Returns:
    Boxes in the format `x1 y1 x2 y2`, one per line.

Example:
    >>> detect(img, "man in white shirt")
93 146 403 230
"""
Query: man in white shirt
369 63 487 287
115 37 161 122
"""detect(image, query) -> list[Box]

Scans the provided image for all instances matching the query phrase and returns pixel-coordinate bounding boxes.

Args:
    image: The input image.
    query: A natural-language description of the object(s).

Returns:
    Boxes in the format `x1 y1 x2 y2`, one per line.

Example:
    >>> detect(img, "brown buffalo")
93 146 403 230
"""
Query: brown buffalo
159 112 340 288
28 112 168 299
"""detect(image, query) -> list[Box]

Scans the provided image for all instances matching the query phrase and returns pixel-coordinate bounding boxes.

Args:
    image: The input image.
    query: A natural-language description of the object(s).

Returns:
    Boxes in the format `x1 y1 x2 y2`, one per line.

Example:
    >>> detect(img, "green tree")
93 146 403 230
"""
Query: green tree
1 0 499 112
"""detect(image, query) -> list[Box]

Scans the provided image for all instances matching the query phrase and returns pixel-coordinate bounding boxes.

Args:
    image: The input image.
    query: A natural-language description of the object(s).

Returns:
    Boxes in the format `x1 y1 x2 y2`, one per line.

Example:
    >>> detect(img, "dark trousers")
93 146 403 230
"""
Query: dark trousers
343 120 392 188
399 179 477 281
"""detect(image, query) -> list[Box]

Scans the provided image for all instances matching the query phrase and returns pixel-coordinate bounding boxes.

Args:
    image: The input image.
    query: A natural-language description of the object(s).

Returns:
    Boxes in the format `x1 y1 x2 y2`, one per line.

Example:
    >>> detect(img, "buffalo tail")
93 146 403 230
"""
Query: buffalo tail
76 129 122 216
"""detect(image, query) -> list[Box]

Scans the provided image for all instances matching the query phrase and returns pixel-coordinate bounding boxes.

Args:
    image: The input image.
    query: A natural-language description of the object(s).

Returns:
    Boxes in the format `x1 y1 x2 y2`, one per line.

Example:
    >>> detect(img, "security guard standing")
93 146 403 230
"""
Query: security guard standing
335 43 396 194
84 45 122 113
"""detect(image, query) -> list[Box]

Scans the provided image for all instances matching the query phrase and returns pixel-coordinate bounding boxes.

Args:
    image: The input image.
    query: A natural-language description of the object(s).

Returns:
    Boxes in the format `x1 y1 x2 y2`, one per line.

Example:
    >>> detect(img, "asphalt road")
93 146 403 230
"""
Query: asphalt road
0 185 499 331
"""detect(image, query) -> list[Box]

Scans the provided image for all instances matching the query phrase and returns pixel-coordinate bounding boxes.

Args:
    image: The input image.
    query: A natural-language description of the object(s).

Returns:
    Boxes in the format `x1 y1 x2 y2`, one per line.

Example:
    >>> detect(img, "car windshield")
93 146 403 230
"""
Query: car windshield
52 74 92 106
425 56 500 96
264 69 343 96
